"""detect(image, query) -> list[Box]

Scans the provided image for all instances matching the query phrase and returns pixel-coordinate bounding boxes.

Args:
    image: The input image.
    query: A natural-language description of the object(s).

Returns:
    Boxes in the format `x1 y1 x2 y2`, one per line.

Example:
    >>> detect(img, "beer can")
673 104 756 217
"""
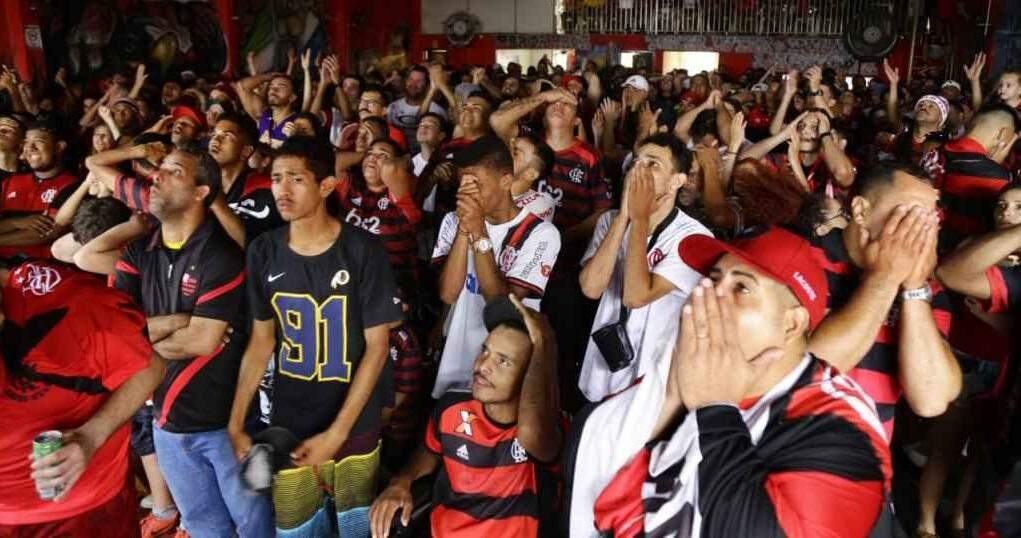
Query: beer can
32 431 63 500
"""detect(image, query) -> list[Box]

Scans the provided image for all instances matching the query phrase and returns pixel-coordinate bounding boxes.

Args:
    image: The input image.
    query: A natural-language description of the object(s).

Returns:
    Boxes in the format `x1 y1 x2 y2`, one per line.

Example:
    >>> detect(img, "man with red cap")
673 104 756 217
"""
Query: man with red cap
565 226 891 538
170 105 206 147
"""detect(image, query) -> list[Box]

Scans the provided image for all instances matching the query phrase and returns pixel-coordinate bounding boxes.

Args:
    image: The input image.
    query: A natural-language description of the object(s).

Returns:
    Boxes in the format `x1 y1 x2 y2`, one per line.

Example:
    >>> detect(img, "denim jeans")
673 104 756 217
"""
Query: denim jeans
153 425 273 538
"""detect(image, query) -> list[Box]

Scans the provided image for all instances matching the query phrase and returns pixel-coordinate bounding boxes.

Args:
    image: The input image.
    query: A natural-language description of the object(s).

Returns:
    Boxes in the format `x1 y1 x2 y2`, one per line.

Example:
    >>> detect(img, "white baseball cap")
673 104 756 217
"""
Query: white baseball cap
623 75 650 92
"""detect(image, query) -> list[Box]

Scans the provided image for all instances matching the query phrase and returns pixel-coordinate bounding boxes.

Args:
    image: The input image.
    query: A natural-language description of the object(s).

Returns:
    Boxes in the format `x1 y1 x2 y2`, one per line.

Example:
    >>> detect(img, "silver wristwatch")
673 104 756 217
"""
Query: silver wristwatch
472 236 493 254
901 284 932 303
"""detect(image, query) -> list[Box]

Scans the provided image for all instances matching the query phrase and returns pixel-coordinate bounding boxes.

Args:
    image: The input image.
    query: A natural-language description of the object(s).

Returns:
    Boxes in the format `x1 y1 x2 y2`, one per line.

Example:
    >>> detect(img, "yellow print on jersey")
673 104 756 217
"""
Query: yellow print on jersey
270 292 352 382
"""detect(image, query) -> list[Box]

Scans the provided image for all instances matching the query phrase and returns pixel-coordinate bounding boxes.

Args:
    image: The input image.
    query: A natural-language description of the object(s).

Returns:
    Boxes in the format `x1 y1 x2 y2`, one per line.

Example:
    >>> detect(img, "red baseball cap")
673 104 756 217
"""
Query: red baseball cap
561 75 584 89
171 105 206 131
678 227 828 329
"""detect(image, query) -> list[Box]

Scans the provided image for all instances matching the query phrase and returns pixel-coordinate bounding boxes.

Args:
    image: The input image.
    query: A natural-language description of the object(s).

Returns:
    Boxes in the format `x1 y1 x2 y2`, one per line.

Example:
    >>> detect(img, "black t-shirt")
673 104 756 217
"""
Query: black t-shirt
224 170 284 244
114 218 248 433
246 222 403 440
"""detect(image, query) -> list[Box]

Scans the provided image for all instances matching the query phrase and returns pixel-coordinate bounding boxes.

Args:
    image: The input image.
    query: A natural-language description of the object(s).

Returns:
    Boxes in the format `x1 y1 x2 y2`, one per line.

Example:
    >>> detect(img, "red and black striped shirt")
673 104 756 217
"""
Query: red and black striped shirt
336 174 421 302
425 392 560 538
538 141 609 274
589 356 890 538
808 230 952 439
930 137 1012 250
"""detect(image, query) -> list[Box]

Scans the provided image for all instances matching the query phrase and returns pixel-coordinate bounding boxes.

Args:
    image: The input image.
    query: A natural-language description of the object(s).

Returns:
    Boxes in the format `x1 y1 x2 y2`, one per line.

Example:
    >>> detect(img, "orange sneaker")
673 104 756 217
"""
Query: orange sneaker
140 512 179 538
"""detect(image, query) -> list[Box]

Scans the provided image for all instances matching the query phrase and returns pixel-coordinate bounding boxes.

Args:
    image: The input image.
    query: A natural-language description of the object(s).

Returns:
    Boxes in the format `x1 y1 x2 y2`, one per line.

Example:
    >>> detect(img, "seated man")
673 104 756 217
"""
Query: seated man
0 260 163 536
566 227 891 538
0 122 79 262
369 295 562 538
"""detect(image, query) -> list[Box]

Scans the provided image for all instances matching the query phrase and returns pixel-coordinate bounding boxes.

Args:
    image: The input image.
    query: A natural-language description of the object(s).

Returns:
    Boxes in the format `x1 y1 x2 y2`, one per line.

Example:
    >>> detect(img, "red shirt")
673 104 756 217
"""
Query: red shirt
0 171 79 260
0 262 151 524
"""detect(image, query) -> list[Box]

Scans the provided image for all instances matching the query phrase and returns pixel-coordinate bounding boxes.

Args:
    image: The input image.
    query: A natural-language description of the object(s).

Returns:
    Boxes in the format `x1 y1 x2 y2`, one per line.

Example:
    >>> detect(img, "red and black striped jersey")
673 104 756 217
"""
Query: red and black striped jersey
807 230 952 438
0 171 79 260
928 137 1012 251
538 141 609 274
113 218 247 433
336 173 421 302
425 392 561 538
539 140 610 232
589 355 890 538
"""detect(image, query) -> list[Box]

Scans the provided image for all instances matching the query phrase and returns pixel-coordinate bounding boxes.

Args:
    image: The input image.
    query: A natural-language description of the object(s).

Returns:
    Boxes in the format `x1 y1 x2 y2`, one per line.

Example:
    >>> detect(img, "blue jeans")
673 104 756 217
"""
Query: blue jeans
153 425 273 538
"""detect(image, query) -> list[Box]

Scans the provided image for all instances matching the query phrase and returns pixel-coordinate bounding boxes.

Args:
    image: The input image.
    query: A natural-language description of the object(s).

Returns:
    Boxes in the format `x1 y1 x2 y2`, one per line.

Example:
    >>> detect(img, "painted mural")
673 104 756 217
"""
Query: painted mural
41 0 227 77
238 0 328 74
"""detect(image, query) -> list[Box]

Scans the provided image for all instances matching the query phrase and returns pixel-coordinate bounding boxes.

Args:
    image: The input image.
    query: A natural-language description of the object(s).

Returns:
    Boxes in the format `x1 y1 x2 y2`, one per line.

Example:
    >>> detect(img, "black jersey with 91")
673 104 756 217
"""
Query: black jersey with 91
245 222 403 441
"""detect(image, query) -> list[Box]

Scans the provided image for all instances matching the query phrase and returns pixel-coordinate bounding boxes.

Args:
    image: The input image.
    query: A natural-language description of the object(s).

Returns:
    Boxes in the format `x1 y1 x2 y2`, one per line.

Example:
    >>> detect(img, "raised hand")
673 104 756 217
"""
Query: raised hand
428 63 447 89
964 52 986 82
599 98 622 124
673 279 782 410
300 48 312 72
805 65 823 92
784 69 800 95
882 59 900 86
729 111 746 153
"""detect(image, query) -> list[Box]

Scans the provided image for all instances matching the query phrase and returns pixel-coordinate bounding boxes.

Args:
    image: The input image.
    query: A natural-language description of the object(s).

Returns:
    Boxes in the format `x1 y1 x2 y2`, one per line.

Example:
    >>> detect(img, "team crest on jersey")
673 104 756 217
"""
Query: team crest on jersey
568 167 585 183
510 438 528 463
498 246 518 273
331 269 350 289
40 188 57 204
181 273 199 296
541 263 552 277
647 248 665 268
16 263 61 296
377 196 390 210
455 410 477 437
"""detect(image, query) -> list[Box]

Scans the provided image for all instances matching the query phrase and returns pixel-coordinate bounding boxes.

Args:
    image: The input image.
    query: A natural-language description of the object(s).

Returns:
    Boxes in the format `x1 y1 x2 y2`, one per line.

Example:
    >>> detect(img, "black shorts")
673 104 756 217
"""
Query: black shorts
130 404 155 456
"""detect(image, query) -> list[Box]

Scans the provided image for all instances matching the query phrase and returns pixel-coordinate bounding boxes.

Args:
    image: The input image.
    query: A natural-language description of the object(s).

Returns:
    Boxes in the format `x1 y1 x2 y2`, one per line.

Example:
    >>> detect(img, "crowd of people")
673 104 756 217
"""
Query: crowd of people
0 40 1019 538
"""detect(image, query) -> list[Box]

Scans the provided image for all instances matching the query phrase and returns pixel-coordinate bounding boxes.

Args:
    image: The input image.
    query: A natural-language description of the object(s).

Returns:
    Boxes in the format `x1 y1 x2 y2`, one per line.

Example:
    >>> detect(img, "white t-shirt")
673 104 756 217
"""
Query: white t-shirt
578 208 710 403
412 152 429 177
513 188 556 222
388 98 446 142
431 208 561 398
569 355 671 537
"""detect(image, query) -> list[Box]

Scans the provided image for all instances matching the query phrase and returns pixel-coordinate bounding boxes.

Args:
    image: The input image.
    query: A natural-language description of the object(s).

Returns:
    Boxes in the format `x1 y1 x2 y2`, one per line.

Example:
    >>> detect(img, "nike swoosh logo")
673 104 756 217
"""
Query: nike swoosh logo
268 273 285 282
229 203 271 219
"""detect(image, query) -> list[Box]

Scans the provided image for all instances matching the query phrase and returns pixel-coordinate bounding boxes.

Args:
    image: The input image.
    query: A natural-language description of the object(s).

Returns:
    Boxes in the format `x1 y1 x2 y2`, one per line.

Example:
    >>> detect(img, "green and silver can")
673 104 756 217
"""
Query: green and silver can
32 431 63 500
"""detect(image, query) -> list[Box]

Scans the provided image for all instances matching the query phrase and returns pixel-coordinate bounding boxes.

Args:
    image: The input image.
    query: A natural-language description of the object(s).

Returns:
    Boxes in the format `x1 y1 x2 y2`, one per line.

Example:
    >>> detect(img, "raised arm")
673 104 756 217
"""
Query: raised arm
816 112 855 188
425 64 459 120
579 209 627 300
883 59 902 131
808 205 923 372
674 90 720 144
74 215 149 275
622 168 679 308
938 222 1021 300
236 73 277 120
490 89 570 143
472 67 502 101
510 295 562 463
770 70 799 136
128 63 148 100
300 49 313 113
739 112 805 161
964 52 986 111
312 55 338 117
